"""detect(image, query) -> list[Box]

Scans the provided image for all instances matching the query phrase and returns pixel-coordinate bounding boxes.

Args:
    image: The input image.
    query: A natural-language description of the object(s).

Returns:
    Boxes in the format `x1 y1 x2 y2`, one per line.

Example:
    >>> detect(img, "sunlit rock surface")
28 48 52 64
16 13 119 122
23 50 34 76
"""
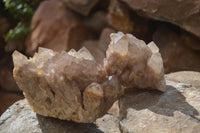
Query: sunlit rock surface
104 32 166 91
12 47 121 123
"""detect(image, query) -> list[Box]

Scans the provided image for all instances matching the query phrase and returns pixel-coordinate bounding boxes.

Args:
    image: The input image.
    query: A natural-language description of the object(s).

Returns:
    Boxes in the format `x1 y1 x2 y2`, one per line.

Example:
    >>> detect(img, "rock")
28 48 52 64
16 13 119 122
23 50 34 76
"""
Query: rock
95 114 120 133
153 26 200 73
121 0 200 38
26 0 95 56
0 90 23 115
119 71 200 133
63 0 99 16
0 99 120 133
82 28 116 64
0 55 20 92
5 39 25 53
12 47 122 123
84 11 108 33
108 0 133 33
0 17 10 40
104 32 166 91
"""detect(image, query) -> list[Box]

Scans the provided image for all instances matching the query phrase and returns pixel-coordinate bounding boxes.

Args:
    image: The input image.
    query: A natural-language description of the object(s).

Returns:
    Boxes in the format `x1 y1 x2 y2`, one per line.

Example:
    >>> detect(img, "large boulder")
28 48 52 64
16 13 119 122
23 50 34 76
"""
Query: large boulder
0 99 120 133
26 0 95 56
153 26 200 73
119 71 200 133
121 0 200 38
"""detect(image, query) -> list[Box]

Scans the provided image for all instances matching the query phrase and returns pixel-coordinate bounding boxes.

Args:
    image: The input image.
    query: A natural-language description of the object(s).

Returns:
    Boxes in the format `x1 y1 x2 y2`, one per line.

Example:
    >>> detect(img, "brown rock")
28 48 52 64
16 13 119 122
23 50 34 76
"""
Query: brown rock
84 11 108 33
26 0 95 56
5 39 25 53
0 90 23 115
0 99 120 133
104 32 166 91
13 47 122 123
0 55 20 92
153 26 200 73
108 0 133 33
119 71 200 133
0 17 10 40
63 0 99 16
82 28 116 64
122 0 200 38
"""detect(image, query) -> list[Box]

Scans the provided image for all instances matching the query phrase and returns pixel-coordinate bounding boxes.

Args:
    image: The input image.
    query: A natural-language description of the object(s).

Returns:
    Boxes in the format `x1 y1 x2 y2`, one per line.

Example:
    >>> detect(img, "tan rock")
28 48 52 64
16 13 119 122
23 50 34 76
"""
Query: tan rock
119 71 200 133
153 26 200 73
104 32 166 91
13 47 122 123
108 0 133 33
122 0 200 38
26 0 95 56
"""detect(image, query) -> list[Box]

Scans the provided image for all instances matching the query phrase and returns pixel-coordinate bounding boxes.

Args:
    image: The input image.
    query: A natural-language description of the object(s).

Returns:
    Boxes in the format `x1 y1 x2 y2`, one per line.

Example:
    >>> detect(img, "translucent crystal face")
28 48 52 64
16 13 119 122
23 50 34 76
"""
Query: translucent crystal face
68 47 94 61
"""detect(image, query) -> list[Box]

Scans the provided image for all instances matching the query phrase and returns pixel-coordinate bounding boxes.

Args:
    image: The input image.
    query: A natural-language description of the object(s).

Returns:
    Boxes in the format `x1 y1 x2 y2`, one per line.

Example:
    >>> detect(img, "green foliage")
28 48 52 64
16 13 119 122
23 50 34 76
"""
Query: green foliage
3 0 42 41
5 22 30 41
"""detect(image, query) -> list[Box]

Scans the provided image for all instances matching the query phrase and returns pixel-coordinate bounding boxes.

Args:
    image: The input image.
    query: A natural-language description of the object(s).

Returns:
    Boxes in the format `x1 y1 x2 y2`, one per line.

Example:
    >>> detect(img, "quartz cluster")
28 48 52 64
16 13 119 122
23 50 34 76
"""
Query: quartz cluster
104 32 166 91
12 32 166 123
13 47 121 123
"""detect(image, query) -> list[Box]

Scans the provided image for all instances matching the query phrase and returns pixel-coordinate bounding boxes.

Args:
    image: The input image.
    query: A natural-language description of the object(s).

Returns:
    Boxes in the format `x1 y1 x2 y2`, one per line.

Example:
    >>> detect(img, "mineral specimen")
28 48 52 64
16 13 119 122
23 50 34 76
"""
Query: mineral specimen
13 47 122 123
104 32 166 91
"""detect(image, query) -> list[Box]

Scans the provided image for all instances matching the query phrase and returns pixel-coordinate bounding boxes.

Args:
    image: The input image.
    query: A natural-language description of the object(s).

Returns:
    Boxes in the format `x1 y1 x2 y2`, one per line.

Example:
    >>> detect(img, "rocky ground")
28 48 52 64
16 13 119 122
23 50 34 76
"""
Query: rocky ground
0 0 200 132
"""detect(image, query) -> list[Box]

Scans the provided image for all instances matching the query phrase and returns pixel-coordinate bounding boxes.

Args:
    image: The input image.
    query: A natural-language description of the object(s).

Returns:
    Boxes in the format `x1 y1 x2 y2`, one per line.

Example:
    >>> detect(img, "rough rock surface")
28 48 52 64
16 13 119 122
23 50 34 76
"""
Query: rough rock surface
122 0 200 38
104 32 166 91
26 0 95 56
153 26 200 73
119 71 200 133
12 47 122 123
0 99 120 133
108 0 133 33
63 0 99 16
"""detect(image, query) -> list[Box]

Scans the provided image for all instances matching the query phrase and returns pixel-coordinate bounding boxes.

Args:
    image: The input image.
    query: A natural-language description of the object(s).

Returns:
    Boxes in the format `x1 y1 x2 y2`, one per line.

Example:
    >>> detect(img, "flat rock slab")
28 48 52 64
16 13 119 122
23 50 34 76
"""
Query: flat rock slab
0 99 120 133
119 71 200 133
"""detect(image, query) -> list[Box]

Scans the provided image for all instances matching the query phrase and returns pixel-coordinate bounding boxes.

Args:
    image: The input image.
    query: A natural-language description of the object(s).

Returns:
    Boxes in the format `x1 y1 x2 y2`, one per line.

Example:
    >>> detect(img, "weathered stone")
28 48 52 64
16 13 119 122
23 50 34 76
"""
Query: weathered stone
119 71 200 133
108 0 133 33
0 90 23 115
63 0 99 16
122 0 200 38
84 11 108 33
12 47 122 123
104 32 166 91
153 26 200 73
0 55 20 92
26 0 95 56
0 99 120 133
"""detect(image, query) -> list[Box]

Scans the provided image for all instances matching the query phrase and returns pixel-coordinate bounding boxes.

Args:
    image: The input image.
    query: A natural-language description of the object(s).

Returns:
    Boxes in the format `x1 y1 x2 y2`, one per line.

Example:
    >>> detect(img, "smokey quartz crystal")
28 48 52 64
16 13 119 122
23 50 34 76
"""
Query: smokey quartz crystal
13 47 121 123
104 32 166 91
